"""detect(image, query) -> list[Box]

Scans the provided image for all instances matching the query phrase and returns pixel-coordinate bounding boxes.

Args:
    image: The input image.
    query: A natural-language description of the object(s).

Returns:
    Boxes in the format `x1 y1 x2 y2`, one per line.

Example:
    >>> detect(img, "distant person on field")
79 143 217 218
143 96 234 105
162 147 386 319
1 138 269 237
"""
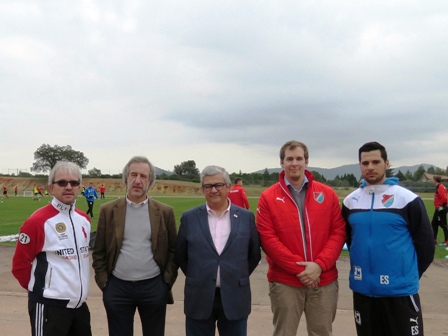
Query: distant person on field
431 175 448 246
84 182 98 218
342 141 434 336
33 185 38 201
12 161 92 336
37 186 44 197
176 165 261 336
3 185 9 198
256 140 346 336
45 189 49 197
15 186 18 197
228 177 250 209
100 184 106 199
92 156 178 336
81 185 85 196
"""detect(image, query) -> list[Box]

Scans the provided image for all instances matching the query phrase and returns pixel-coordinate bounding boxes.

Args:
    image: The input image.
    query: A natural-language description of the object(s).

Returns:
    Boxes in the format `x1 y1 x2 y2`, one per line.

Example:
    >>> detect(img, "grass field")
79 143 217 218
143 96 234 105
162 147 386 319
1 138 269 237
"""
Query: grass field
1 194 447 259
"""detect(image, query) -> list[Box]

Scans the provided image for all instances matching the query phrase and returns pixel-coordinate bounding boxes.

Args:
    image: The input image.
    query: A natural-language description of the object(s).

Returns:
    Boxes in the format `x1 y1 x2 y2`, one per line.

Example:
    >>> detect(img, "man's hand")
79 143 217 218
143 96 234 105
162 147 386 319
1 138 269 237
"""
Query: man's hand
296 262 322 288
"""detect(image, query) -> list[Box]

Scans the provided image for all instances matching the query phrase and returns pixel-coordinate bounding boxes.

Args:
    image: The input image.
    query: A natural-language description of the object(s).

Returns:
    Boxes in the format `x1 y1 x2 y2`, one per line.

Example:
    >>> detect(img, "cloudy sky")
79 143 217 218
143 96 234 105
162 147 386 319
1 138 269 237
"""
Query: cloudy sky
1 1 448 176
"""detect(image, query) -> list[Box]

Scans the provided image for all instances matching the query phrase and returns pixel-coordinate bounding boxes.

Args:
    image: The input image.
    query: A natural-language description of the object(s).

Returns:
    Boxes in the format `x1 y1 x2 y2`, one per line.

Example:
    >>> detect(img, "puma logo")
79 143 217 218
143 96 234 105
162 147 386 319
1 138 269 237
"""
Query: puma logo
276 197 285 203
410 317 419 324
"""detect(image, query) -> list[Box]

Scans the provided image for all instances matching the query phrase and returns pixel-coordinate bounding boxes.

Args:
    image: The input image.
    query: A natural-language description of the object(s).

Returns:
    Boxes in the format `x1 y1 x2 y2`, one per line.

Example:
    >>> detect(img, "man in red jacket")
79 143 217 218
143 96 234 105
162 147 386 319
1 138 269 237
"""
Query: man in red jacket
432 175 448 246
228 177 250 209
256 140 346 336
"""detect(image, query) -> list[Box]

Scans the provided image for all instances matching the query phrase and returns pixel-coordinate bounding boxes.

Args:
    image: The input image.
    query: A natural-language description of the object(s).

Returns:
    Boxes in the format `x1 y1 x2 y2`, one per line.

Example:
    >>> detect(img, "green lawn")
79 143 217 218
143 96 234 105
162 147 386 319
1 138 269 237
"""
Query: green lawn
1 195 446 259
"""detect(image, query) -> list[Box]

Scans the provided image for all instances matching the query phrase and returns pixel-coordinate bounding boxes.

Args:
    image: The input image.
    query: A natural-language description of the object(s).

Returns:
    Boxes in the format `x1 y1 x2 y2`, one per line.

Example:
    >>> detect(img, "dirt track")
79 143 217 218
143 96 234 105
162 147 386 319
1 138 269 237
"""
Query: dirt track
1 246 446 335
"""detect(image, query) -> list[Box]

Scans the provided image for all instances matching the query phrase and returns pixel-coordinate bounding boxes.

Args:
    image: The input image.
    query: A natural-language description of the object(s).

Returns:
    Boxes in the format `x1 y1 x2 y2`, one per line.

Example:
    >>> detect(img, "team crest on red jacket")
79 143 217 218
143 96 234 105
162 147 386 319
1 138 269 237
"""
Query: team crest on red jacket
313 192 324 203
382 194 394 208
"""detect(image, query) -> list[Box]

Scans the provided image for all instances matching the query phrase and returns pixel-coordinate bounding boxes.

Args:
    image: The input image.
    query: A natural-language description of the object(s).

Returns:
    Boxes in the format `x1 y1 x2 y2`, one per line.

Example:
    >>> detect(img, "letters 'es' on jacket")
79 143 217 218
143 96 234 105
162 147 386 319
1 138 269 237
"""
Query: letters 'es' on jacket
12 198 91 308
228 184 250 209
342 178 435 297
256 170 346 287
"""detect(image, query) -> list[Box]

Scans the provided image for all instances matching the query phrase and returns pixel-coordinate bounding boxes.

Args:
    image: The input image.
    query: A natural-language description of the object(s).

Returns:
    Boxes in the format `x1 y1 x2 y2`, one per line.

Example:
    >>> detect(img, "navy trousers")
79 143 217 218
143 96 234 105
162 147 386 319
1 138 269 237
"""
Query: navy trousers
186 288 248 336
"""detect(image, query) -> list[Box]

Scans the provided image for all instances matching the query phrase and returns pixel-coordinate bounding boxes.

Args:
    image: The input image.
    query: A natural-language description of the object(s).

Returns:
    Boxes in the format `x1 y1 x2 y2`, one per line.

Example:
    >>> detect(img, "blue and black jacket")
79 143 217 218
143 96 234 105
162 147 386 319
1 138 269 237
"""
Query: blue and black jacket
342 178 434 297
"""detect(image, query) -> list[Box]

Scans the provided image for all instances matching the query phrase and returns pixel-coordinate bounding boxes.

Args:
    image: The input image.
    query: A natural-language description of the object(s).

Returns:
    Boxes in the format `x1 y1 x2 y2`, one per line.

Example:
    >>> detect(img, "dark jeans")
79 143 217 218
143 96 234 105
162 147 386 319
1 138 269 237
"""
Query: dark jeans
103 274 169 336
28 301 91 336
186 288 247 336
431 207 448 242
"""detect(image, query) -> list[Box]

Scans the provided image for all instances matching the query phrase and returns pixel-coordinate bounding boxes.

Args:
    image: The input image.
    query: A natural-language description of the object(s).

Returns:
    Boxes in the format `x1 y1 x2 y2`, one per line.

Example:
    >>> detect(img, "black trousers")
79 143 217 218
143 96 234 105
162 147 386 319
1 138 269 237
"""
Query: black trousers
103 274 169 336
28 301 91 336
353 292 423 336
431 207 448 242
86 201 94 217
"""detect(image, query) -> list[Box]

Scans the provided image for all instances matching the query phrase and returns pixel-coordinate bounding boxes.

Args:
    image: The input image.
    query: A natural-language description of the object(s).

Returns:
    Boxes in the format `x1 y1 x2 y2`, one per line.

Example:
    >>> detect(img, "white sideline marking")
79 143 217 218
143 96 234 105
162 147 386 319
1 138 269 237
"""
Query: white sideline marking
0 234 19 243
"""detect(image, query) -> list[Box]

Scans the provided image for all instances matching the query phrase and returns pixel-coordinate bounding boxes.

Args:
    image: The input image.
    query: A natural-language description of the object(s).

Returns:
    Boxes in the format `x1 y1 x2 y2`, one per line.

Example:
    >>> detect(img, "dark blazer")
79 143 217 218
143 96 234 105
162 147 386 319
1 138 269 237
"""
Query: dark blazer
92 197 178 303
176 204 261 320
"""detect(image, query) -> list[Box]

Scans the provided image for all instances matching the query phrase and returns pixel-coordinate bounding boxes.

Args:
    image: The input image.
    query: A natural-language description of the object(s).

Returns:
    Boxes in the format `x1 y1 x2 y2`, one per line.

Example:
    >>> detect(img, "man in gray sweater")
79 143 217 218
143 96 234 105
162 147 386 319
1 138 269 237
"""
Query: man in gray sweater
92 156 178 336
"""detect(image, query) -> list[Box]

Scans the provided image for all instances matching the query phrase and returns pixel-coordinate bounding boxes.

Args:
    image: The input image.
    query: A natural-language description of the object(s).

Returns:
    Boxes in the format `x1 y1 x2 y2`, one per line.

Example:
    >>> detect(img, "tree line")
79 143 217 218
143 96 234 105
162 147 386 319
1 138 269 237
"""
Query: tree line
3 144 446 193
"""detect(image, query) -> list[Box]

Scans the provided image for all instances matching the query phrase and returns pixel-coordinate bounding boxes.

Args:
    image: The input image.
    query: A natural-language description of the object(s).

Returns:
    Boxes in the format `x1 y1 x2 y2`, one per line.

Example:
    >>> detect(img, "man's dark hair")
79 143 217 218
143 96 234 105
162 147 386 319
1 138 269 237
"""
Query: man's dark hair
434 175 442 183
234 177 242 184
358 141 388 162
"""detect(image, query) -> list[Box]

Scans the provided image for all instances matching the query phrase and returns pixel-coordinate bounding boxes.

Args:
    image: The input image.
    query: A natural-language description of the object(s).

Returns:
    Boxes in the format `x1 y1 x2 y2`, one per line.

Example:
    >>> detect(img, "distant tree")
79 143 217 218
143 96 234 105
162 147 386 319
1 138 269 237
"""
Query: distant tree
427 166 436 174
395 170 406 181
386 167 394 177
31 144 89 173
434 167 445 175
270 171 280 183
344 173 358 187
88 167 102 177
262 168 270 186
412 165 426 182
173 160 200 182
311 171 326 183
404 170 413 181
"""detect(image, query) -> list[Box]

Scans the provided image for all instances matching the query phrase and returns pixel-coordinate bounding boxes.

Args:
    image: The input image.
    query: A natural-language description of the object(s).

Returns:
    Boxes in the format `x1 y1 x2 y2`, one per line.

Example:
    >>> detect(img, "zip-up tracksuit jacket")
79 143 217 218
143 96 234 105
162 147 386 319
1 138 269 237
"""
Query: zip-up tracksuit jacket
342 178 434 297
434 183 447 208
228 184 250 209
84 186 98 202
12 198 91 308
256 170 346 287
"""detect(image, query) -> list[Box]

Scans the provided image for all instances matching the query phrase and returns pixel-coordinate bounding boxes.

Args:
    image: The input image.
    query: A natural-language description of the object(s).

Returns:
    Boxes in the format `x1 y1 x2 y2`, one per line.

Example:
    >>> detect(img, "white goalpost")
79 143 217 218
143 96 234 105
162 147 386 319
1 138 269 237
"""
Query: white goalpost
23 191 33 197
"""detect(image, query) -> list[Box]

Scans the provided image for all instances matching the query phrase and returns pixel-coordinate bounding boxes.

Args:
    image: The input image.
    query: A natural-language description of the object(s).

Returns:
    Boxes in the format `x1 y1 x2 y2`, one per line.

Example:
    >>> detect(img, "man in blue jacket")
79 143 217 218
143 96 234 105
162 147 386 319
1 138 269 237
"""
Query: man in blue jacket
84 182 98 218
176 165 261 336
342 142 434 336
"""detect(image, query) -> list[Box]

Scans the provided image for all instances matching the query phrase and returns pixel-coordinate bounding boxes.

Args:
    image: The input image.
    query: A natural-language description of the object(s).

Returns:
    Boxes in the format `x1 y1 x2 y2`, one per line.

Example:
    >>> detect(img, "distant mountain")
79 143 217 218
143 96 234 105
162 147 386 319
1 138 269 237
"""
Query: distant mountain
255 163 440 180
155 167 174 176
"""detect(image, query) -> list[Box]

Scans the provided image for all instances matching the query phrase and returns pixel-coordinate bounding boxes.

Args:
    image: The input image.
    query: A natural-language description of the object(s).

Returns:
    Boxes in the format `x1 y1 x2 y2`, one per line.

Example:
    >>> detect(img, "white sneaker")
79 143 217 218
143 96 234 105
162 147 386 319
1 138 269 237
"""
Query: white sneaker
445 247 448 251
445 255 448 259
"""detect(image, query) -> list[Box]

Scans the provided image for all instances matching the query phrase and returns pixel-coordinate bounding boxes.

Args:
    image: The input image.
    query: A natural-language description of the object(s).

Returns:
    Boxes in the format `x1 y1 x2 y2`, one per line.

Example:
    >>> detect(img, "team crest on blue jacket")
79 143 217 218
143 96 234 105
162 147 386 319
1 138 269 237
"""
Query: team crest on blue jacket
382 194 394 208
313 192 324 203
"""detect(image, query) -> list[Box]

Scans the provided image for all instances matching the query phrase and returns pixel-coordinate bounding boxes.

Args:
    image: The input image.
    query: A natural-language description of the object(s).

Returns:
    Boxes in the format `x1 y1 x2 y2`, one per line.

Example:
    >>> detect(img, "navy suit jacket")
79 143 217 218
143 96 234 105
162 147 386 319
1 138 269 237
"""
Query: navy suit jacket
176 204 261 320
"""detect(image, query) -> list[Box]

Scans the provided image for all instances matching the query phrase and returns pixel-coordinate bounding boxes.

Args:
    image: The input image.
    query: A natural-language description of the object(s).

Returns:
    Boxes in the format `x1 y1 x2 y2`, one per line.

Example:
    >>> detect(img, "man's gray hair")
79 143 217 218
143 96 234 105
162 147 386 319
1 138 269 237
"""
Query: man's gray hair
200 165 231 185
122 156 156 189
48 161 82 185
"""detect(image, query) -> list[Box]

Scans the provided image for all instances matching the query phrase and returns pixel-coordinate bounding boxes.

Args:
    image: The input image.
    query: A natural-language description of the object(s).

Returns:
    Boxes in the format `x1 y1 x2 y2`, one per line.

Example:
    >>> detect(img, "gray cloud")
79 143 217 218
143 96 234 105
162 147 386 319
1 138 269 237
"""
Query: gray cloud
1 1 448 174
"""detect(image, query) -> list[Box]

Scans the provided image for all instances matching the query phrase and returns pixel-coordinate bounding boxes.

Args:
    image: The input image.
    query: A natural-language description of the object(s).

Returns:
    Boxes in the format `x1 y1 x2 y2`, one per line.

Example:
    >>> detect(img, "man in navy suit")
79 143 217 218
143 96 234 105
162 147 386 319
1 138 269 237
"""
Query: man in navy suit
176 165 261 336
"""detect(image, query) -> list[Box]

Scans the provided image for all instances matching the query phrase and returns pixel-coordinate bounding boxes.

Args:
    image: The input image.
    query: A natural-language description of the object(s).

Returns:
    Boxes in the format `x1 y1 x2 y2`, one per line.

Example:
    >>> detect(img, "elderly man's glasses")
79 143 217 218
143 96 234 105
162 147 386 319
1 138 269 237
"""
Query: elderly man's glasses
53 180 81 187
202 183 226 191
